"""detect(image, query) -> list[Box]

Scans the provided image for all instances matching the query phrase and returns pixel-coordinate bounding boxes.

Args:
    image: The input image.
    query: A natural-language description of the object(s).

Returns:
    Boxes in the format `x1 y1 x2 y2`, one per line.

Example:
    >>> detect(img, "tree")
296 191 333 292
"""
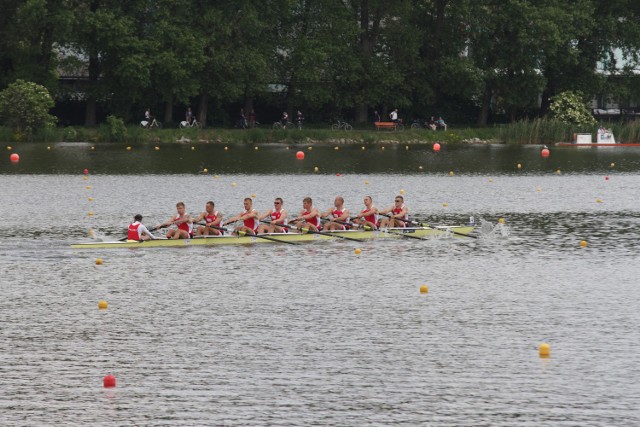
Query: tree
0 79 56 132
548 91 596 126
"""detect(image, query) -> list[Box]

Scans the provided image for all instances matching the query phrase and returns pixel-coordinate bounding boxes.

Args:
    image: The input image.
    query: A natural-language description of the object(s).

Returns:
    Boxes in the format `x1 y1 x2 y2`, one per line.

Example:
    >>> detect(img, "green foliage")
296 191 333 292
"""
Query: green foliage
0 79 56 132
548 91 597 126
103 115 128 141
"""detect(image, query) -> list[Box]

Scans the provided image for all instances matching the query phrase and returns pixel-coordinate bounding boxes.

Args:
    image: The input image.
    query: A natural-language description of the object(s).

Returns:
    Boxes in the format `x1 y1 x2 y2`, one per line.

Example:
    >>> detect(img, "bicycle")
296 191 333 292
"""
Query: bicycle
179 118 200 128
273 121 294 130
331 120 353 131
140 118 162 129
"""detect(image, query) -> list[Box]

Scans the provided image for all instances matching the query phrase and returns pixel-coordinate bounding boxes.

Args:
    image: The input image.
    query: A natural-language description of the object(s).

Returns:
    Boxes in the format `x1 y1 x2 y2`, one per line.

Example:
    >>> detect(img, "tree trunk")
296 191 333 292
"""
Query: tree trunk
164 99 173 124
477 84 492 125
84 54 99 126
198 92 208 126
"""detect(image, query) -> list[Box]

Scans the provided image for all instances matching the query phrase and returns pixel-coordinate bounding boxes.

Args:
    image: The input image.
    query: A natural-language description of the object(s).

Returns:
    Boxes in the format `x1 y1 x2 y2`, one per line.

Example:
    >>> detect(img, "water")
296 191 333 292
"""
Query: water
1 143 639 425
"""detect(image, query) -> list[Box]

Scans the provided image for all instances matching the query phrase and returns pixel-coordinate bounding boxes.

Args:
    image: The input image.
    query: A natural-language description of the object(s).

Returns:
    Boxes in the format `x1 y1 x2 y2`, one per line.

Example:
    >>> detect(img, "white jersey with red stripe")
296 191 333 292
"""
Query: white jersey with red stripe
392 204 409 227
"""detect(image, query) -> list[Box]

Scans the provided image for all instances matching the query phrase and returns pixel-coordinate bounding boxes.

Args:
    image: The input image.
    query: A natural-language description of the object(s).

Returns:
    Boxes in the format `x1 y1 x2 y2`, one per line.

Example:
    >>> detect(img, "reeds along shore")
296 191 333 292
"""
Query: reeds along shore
3 118 640 144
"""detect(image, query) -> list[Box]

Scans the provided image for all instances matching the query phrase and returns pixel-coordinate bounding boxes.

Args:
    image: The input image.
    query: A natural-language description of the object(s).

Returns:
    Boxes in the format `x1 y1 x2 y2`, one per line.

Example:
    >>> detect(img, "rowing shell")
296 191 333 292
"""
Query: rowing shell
71 225 475 249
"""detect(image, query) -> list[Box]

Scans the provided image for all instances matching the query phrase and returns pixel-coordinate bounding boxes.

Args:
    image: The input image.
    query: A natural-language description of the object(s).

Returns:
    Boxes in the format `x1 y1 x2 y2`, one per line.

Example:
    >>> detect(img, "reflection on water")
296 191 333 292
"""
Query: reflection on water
1 154 640 425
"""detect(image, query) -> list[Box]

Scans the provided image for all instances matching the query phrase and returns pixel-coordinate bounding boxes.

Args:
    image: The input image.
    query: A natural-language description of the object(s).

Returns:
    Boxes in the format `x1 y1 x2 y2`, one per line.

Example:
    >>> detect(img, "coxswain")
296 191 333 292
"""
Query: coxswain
157 201 193 239
192 201 223 236
378 195 409 228
352 195 378 230
256 197 288 234
321 196 350 231
223 197 259 235
291 197 321 233
127 214 155 241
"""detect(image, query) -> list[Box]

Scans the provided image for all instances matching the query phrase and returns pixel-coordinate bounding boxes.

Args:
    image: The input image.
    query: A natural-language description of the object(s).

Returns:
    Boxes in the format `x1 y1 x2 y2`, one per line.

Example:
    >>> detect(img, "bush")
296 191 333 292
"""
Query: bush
0 79 56 133
103 115 128 141
548 91 596 126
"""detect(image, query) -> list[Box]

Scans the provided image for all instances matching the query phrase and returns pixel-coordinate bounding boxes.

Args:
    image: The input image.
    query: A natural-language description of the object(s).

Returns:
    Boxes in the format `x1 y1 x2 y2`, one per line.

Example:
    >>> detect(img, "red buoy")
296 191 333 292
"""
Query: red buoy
541 148 550 158
103 374 116 388
335 173 342 176
433 143 441 152
10 153 19 163
296 151 304 160
84 168 89 175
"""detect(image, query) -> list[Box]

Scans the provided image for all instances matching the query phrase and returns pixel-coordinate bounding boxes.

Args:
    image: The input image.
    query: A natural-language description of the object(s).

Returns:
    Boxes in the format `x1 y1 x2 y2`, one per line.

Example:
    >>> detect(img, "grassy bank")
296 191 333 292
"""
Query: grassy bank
2 119 640 144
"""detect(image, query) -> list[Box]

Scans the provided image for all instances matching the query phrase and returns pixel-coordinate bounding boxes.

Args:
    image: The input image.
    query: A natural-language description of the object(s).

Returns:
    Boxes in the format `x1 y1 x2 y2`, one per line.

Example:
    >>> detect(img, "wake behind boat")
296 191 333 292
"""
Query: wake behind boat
71 225 475 249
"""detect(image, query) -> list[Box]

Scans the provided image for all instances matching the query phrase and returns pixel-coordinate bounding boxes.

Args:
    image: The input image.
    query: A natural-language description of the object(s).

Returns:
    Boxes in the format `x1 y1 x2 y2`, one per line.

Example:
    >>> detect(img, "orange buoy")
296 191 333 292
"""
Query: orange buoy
433 143 441 152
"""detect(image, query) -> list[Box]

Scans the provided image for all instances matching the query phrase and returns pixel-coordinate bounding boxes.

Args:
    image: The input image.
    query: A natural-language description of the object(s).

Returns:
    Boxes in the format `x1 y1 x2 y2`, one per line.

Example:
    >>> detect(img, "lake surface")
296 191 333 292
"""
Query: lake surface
1 142 639 426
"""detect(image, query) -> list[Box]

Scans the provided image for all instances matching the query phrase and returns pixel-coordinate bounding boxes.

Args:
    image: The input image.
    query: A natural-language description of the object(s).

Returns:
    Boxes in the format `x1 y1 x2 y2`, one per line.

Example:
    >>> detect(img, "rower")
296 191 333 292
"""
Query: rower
256 197 288 234
157 201 193 239
321 196 350 231
223 197 259 235
127 214 155 241
291 197 321 232
379 195 409 228
192 201 223 236
352 195 379 230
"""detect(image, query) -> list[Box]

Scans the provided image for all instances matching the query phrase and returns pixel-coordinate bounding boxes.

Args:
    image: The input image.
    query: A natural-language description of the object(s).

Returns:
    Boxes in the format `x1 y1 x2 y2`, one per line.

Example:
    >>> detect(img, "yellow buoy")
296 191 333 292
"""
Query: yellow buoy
442 202 448 207
580 240 588 248
251 193 256 198
419 285 429 293
98 300 108 310
314 166 319 172
364 180 369 185
334 146 339 151
214 175 219 179
86 186 92 190
88 229 95 237
87 211 94 216
192 146 196 151
536 187 542 192
91 146 95 150
47 146 51 150
88 197 94 202
449 171 455 176
361 146 365 150
498 218 505 224
83 176 88 181
154 146 160 151
203 168 208 173
610 162 615 168
308 146 313 151
354 248 362 255
488 178 494 182
399 189 405 195
381 146 385 150
596 199 603 203
224 146 229 151
231 182 237 187
254 146 258 150
405 146 409 150
539 342 550 358
95 258 103 265
7 146 12 150
126 146 132 151
556 169 561 175
418 166 423 170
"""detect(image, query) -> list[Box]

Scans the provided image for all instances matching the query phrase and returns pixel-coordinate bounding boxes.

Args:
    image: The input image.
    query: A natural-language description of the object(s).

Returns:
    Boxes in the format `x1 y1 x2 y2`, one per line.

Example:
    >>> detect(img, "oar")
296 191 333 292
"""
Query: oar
325 217 428 241
222 221 298 245
380 214 477 239
260 220 363 242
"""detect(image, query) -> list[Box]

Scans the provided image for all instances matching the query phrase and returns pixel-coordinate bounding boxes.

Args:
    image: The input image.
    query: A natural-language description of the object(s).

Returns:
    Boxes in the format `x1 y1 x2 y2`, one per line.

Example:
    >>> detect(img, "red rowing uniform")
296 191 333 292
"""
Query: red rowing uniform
242 210 258 232
392 205 408 227
331 208 349 230
205 211 222 234
174 214 193 236
127 222 141 240
302 209 320 227
362 208 378 227
271 210 288 232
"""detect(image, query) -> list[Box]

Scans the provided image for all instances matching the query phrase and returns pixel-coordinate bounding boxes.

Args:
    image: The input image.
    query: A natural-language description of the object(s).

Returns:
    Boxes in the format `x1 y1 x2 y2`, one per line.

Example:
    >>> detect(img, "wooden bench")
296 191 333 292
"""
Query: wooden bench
375 121 398 130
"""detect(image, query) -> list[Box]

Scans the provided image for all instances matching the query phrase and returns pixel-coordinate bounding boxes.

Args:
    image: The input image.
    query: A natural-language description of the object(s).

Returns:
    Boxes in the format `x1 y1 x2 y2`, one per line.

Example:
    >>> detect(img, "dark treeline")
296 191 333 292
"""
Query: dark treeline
1 0 639 127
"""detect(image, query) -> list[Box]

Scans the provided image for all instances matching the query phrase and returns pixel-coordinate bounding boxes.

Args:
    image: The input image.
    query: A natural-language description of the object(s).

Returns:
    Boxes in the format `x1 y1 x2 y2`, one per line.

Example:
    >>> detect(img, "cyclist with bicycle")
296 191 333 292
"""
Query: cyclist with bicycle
281 112 289 129
185 107 193 125
144 108 154 128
